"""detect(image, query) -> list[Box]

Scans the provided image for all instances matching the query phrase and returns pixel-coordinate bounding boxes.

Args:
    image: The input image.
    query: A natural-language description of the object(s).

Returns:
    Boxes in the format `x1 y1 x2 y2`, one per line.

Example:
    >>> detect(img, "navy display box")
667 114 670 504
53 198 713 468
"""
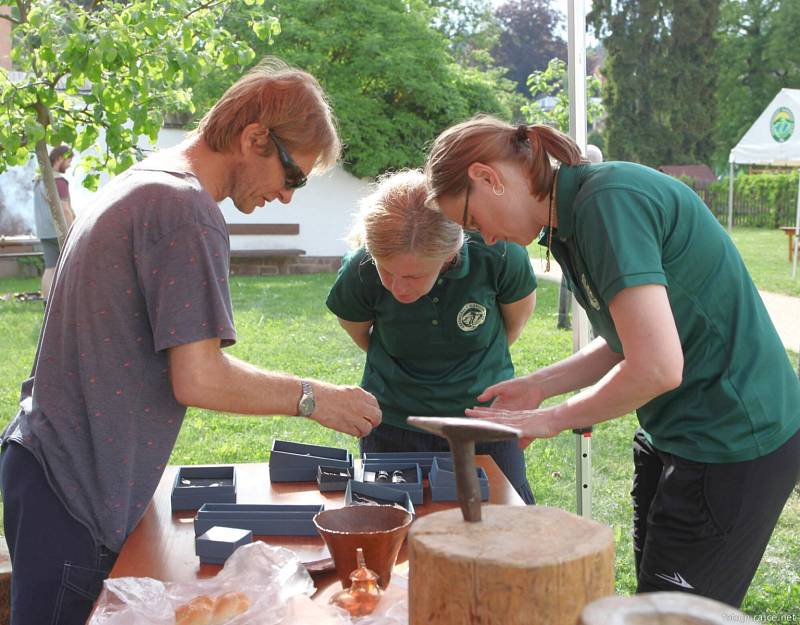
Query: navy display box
195 526 252 565
269 439 353 482
194 503 324 536
429 456 489 502
171 465 237 512
360 462 423 505
361 451 451 478
345 480 415 517
317 465 353 492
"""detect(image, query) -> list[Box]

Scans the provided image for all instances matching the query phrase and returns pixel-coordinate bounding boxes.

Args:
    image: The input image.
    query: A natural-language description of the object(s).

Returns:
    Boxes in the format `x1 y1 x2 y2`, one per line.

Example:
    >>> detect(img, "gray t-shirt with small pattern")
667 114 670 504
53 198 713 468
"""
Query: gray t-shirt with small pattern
3 166 236 552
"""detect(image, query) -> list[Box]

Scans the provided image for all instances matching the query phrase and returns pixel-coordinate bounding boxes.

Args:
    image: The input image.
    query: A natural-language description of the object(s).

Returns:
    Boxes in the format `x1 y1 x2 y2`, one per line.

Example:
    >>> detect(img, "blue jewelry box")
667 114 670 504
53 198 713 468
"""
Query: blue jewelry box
193 503 324 536
317 465 353 492
170 465 237 512
428 456 490 502
344 479 415 517
268 439 353 482
359 462 423 505
361 451 451 478
195 526 252 565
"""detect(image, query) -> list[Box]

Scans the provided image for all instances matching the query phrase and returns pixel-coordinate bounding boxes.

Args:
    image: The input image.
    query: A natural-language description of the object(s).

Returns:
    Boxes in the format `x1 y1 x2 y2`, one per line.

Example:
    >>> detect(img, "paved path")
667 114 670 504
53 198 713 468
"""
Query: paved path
531 258 800 354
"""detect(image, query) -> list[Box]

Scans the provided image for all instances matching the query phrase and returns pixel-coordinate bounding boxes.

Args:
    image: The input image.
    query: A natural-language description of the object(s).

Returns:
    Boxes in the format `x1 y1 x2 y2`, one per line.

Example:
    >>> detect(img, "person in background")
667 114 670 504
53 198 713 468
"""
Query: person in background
424 115 800 607
1 58 380 625
33 144 75 300
326 169 537 503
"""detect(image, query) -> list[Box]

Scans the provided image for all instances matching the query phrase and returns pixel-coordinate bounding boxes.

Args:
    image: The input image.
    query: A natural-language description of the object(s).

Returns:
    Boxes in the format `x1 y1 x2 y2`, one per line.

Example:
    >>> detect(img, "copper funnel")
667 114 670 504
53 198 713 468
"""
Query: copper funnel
314 505 413 589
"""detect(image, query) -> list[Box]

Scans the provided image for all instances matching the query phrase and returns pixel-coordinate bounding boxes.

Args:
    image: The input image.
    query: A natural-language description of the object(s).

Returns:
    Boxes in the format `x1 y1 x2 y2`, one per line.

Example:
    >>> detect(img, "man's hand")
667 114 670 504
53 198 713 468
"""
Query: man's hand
310 382 382 438
477 375 545 411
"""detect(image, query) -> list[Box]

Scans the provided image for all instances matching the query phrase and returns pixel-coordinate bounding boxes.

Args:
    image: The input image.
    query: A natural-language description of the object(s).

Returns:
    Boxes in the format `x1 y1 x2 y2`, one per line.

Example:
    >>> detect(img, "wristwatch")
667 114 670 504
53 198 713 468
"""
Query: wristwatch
297 380 315 417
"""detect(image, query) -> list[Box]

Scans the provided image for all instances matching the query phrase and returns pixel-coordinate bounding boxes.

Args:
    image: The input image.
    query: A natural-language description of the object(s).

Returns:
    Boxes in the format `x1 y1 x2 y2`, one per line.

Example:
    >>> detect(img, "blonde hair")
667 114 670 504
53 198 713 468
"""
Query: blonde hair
425 115 585 203
194 57 341 173
349 169 464 261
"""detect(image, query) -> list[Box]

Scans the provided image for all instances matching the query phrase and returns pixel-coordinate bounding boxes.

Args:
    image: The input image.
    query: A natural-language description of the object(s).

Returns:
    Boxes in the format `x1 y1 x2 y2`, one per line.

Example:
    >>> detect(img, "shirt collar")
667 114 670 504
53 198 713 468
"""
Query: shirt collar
552 164 583 241
441 237 474 280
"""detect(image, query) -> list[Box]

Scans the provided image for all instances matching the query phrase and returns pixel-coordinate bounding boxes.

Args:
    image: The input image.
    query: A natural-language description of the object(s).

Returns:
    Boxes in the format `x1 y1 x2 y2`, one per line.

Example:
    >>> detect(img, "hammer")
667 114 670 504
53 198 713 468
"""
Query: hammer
407 417 520 522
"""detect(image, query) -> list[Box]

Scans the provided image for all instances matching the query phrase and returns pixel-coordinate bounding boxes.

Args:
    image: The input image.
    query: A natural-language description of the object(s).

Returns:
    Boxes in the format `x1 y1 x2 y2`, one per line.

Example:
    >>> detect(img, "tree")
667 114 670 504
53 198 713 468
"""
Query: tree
713 0 800 167
589 0 720 166
522 58 605 133
492 0 567 96
426 0 499 67
0 0 278 245
204 0 516 179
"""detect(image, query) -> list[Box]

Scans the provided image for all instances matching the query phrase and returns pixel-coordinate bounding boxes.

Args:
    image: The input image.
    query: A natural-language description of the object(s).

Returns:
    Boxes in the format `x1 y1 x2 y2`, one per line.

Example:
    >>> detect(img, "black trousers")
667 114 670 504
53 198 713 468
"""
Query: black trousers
0 443 118 625
631 426 800 607
361 421 535 504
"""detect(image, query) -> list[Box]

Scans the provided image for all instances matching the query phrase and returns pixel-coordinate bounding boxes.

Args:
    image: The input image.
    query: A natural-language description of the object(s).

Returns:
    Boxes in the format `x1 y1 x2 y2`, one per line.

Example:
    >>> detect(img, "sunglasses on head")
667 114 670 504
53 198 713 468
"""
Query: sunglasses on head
268 132 308 190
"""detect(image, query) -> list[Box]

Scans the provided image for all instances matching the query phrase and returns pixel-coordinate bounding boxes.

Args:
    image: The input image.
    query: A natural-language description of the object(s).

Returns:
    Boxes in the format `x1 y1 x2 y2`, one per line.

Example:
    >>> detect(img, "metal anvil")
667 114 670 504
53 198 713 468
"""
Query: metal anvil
407 417 520 522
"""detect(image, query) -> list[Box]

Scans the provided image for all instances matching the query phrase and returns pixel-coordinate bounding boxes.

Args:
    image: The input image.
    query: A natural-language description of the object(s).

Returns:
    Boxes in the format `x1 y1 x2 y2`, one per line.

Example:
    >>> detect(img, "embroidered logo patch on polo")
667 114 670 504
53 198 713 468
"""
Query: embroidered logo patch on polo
457 303 487 331
581 274 601 310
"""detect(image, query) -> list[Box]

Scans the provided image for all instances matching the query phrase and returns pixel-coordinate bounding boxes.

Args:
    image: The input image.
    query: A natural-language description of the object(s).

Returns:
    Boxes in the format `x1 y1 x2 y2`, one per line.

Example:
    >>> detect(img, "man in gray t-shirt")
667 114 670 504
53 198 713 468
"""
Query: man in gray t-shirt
1 60 381 625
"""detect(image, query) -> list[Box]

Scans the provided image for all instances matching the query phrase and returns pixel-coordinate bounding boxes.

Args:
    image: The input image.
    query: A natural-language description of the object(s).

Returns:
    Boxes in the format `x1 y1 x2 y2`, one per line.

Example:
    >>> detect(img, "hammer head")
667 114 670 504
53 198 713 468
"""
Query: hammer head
407 416 520 443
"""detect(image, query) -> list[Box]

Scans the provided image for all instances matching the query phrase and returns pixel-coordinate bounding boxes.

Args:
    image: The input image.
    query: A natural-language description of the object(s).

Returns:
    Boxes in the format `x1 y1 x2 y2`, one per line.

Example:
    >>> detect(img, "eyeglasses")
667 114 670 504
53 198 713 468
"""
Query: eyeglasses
268 133 308 190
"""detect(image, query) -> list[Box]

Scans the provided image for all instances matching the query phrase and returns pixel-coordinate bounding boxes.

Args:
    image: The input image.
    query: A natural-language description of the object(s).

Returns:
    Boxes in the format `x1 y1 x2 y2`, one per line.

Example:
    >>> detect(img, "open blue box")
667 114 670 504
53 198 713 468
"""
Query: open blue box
345 480 415 517
361 451 451 478
268 439 353 482
171 465 237 512
317 465 353 492
193 503 324 536
360 462 423 505
429 456 489 502
195 526 252 565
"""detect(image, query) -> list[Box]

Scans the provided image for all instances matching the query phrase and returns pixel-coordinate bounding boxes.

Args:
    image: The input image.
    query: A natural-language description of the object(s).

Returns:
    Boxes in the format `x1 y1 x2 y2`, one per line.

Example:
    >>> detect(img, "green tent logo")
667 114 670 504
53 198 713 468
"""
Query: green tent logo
770 107 794 143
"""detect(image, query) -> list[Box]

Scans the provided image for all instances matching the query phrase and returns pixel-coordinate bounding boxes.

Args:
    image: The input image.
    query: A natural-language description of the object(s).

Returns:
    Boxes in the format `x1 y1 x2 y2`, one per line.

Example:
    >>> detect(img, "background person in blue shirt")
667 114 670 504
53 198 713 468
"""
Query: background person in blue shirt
327 169 538 502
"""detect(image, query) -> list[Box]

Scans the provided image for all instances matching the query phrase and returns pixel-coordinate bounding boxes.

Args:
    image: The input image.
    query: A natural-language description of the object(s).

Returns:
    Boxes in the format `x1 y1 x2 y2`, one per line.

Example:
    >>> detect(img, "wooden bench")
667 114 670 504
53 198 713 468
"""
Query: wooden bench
226 223 305 275
779 226 798 261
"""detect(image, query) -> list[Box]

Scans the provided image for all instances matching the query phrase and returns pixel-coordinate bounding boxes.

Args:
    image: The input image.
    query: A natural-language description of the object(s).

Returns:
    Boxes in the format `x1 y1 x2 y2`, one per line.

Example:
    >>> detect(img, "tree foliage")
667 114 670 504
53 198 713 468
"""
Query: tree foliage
0 0 277 242
203 0 516 179
589 0 720 167
522 58 605 134
426 0 499 67
713 0 800 167
492 0 566 96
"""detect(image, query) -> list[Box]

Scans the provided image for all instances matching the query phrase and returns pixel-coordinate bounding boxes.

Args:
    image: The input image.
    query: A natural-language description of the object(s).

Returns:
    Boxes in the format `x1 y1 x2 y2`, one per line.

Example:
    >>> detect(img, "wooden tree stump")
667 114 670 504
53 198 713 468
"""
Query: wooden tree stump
580 592 762 624
408 505 615 625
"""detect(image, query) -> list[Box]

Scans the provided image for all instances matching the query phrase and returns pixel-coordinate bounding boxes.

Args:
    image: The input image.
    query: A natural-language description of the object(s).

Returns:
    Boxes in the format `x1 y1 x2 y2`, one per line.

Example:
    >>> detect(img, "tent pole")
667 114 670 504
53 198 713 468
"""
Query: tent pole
727 161 735 232
793 170 799 279
567 0 592 519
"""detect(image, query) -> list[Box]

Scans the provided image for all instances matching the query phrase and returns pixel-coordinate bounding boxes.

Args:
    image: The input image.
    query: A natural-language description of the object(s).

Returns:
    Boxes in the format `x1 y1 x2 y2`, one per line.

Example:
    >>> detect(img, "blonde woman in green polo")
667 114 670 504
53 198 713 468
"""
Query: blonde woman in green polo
425 115 800 607
326 169 538 503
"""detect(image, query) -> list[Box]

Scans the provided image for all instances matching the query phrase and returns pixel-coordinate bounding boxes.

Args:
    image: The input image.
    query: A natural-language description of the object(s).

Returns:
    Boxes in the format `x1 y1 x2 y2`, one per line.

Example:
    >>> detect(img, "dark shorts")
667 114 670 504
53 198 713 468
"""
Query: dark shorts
0 443 118 625
40 238 60 269
631 426 800 607
361 421 535 504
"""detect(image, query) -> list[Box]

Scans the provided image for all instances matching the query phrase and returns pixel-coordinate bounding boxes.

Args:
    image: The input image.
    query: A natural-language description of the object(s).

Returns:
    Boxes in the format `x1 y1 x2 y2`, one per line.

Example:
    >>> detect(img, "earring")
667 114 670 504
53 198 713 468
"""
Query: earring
492 184 505 196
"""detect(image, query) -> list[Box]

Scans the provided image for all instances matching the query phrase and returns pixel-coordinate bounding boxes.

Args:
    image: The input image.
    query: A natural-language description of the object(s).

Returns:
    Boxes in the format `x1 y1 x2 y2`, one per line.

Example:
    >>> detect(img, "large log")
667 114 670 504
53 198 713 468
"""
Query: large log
580 592 762 624
409 505 615 625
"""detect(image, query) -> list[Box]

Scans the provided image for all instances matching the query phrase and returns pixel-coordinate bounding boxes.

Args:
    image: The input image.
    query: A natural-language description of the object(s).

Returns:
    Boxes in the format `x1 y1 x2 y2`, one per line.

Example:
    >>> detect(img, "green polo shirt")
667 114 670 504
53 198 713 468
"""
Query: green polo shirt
543 162 800 463
326 236 537 431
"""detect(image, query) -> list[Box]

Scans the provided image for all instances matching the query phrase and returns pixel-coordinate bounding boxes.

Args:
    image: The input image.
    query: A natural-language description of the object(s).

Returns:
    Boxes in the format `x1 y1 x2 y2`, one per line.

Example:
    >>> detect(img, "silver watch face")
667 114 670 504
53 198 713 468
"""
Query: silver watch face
298 394 315 417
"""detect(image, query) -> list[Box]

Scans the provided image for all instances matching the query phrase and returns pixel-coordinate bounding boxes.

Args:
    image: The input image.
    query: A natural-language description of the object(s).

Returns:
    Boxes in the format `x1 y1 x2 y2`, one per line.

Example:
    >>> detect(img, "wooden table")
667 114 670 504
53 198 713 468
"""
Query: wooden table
780 226 798 261
109 457 523 584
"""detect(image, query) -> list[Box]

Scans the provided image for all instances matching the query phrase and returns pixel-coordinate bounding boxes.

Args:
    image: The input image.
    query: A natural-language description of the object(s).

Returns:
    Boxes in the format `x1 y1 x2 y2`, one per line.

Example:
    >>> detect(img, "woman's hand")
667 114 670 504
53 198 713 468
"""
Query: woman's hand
465 406 561 447
477 375 545 411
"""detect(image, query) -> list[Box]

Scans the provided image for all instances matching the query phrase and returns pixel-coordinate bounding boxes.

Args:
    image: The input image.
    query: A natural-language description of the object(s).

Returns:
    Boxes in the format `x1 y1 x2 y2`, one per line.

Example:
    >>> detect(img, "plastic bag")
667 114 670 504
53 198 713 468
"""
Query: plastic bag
89 541 316 625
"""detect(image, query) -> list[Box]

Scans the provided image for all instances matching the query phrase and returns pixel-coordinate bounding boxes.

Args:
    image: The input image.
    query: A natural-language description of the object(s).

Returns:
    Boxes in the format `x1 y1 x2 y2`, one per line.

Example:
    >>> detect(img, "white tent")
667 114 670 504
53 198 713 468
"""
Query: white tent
728 88 800 277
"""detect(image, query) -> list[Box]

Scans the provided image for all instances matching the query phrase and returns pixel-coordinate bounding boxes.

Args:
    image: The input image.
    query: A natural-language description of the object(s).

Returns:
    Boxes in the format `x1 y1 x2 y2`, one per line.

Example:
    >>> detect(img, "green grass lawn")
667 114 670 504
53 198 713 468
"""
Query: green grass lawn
725 227 800 297
0 272 797 617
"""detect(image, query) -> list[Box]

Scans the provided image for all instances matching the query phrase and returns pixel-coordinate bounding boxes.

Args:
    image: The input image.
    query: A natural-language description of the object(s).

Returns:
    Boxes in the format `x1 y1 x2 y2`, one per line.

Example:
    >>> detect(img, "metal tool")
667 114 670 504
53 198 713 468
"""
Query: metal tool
407 416 519 522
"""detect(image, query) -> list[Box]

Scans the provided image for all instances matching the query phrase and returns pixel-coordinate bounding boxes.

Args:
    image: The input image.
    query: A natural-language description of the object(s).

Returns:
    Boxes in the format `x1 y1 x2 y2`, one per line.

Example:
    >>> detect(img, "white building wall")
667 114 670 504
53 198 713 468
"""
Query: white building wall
1 127 371 258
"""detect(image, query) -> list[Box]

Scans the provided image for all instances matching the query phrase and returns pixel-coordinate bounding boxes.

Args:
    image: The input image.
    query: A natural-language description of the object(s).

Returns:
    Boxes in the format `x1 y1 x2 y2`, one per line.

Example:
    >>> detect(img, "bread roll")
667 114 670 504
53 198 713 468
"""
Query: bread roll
175 595 214 625
210 592 251 624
